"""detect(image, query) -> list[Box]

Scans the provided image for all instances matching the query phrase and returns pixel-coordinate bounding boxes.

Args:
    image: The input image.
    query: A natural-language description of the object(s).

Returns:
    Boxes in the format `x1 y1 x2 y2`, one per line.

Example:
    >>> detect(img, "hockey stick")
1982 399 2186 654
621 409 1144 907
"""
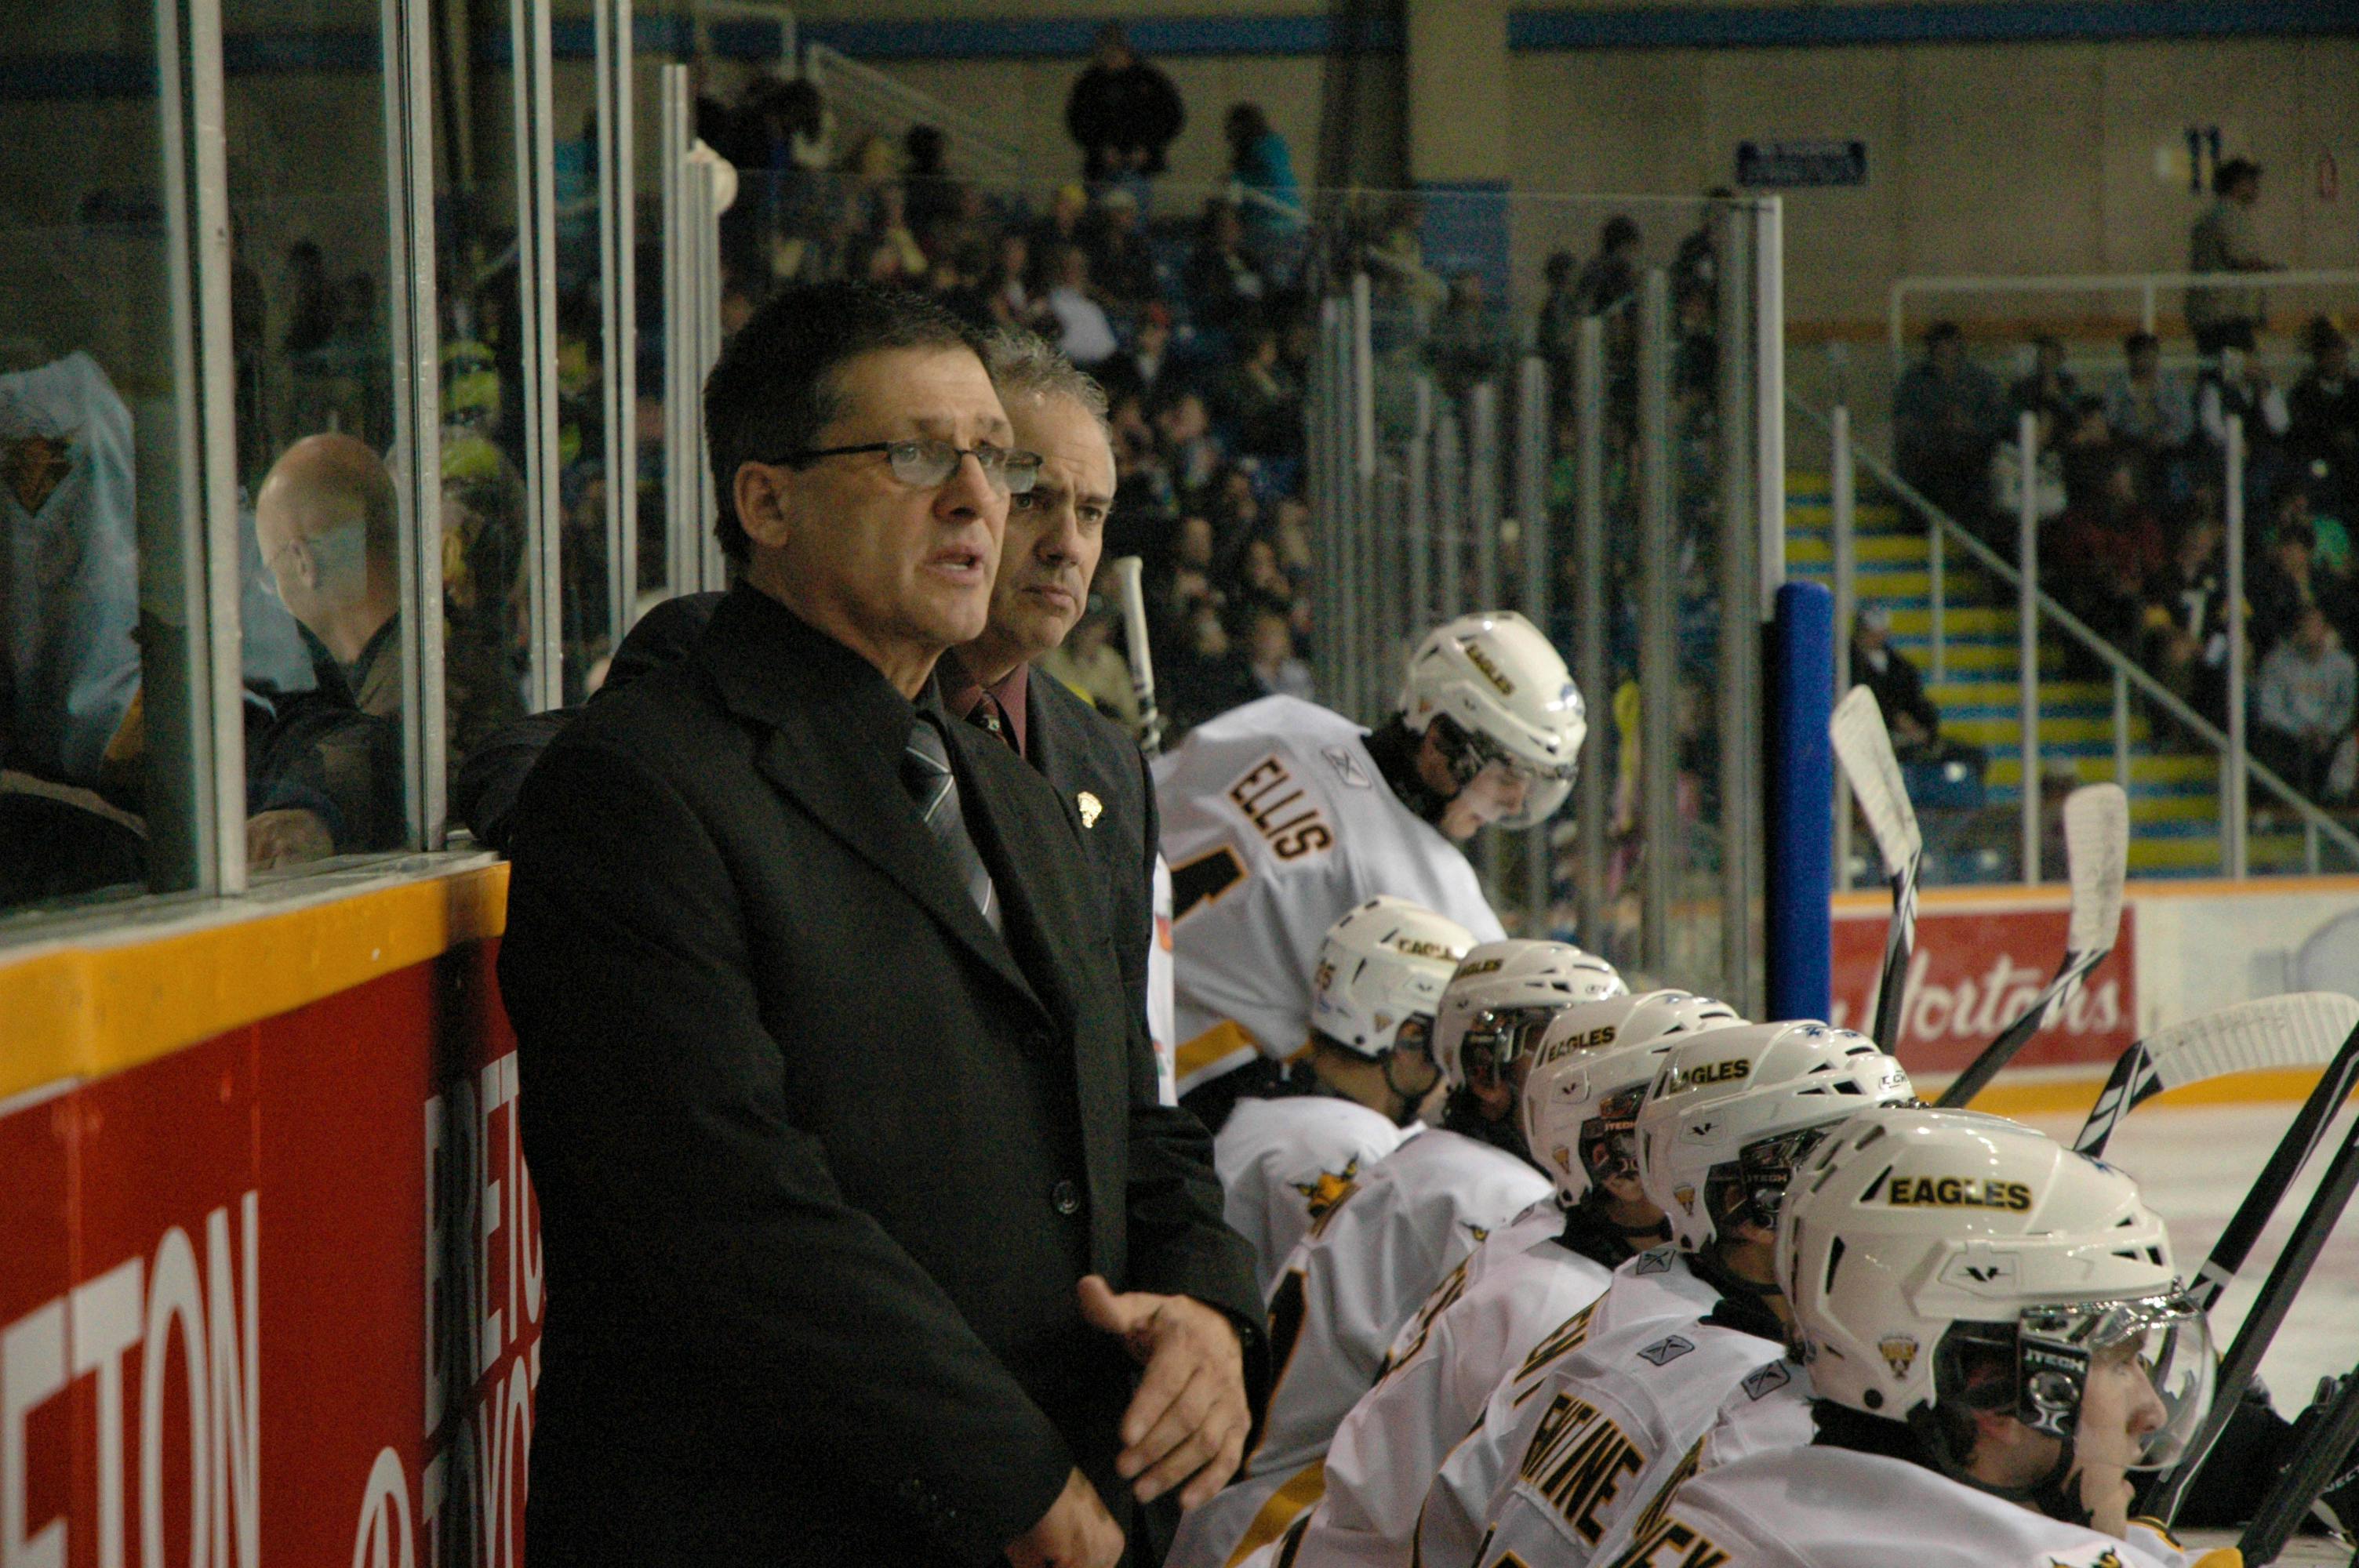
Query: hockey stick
1935 783 2128 1108
1830 687 1922 1054
2240 1357 2359 1564
1110 554 1165 759
2156 1100 2359 1526
2074 993 2359 1158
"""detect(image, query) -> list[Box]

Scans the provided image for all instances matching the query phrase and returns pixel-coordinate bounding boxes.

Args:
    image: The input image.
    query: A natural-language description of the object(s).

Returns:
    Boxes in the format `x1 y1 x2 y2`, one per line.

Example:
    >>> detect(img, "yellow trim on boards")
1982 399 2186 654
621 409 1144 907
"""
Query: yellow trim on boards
1945 1066 2348 1121
0 861 508 1104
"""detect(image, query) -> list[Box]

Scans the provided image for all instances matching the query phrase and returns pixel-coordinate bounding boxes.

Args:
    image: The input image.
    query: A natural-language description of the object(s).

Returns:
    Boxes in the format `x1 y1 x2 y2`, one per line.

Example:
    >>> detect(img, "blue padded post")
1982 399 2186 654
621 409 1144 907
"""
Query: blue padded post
1765 579 1834 1022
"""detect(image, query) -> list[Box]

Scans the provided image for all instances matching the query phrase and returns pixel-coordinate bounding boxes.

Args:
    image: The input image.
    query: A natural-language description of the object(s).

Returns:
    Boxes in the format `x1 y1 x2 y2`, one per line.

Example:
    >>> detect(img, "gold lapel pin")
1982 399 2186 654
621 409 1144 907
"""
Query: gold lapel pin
1076 790 1103 829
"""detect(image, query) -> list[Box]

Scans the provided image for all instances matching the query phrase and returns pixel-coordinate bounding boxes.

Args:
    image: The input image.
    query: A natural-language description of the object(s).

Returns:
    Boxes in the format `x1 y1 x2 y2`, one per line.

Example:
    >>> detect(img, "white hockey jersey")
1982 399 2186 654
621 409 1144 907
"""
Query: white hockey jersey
1416 1247 1722 1568
1154 696 1507 1094
1150 853 1178 1104
1258 1207 1615 1568
1165 1129 1550 1568
1216 1095 1412 1297
1614 1445 2229 1568
1468 1316 1795 1568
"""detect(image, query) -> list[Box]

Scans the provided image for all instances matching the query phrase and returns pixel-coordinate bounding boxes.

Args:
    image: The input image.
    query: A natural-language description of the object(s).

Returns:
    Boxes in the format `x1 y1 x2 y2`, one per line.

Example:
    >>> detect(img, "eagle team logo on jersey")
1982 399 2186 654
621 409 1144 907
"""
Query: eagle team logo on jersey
1878 1334 1920 1378
1293 1156 1363 1232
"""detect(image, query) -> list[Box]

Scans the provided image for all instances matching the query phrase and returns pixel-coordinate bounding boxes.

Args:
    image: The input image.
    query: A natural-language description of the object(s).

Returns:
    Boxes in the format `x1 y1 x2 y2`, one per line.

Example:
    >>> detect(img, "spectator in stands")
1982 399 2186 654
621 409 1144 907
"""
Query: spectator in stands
1083 186 1159 310
1213 326 1300 462
1161 513 1223 632
1849 604 1943 760
2187 157 2274 356
1989 408 2066 527
2251 518 2359 664
1028 183 1090 280
1246 608 1314 702
1165 601 1259 735
1185 198 1268 338
2008 334 2080 426
1038 597 1141 732
1427 273 1507 404
1064 24 1186 187
901 125 963 246
2276 480 2352 585
2141 507 2230 728
2196 345 2289 496
2052 449 2167 649
2255 605 2355 798
856 181 929 284
1224 103 1303 261
1536 249 1583 400
1156 392 1223 507
1041 244 1119 369
2289 318 2358 514
1673 284 1718 413
2103 331 2196 461
981 232 1053 335
1574 214 1641 315
1097 303 1174 406
1668 191 1732 311
1894 321 2009 538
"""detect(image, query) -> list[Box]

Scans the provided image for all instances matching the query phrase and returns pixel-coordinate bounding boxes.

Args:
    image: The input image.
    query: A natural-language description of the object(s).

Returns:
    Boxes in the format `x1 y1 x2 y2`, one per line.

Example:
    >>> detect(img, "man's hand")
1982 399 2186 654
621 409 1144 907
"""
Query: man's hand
1078 1274 1249 1508
248 808 335 870
1007 1467 1123 1568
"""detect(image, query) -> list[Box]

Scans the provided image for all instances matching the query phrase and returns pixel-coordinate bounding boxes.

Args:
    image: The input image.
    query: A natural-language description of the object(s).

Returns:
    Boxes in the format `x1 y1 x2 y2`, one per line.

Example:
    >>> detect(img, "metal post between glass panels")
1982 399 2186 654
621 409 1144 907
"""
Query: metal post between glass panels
2225 416 2248 880
2017 411 2041 884
1470 379 1503 898
1928 518 1946 683
1436 409 1464 625
1352 273 1378 717
2113 667 2131 789
160 0 246 891
1407 377 1433 640
597 0 638 644
1639 270 1674 975
694 160 725 592
513 0 563 710
381 0 443 844
1750 199 1786 607
1831 405 1856 891
1716 205 1757 1012
1517 356 1553 935
1574 318 1608 953
1311 298 1341 711
661 66 694 599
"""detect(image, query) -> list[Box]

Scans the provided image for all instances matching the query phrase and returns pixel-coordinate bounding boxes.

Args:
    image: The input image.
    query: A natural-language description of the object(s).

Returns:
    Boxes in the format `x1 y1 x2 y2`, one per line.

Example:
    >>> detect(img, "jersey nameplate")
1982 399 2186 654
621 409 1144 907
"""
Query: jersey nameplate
1516 1391 1643 1546
1227 755 1335 861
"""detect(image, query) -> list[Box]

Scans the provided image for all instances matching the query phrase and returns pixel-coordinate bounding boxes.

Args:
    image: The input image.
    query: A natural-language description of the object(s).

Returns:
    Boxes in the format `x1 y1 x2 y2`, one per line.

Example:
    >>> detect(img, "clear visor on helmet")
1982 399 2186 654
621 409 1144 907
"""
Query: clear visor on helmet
1729 1123 1837 1230
1463 1006 1565 1075
1579 1083 1649 1185
2020 1292 2215 1471
1466 731 1577 830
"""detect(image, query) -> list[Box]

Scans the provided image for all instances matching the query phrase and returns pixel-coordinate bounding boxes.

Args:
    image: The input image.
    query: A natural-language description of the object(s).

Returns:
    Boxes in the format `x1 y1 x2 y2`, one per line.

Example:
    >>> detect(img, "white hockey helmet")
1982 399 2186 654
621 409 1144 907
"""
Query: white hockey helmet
1781 1106 2212 1471
1310 897 1479 1061
1637 1020 1914 1254
1432 939 1627 1094
1398 611 1587 829
1522 990 1747 1206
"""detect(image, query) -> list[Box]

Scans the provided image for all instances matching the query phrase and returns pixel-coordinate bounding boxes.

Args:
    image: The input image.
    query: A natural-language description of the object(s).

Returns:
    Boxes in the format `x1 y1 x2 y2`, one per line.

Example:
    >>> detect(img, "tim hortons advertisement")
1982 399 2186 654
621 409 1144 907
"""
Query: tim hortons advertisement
0 941 537 1567
1830 902 2138 1077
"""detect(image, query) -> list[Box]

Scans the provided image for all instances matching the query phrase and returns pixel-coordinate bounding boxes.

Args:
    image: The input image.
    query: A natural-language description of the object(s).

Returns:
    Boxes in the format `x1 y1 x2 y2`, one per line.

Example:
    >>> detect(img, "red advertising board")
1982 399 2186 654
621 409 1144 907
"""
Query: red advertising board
1830 901 2137 1078
0 939 536 1567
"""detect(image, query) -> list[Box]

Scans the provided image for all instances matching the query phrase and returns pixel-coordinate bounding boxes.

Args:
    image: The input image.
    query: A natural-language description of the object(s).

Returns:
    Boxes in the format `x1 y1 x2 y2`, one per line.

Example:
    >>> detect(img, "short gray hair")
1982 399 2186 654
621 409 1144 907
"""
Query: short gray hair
981 327 1110 430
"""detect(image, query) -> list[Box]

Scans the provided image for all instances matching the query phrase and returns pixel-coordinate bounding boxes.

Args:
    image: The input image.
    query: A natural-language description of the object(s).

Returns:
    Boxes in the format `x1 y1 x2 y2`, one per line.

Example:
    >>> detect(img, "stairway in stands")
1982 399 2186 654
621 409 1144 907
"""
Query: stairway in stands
1782 470 2306 879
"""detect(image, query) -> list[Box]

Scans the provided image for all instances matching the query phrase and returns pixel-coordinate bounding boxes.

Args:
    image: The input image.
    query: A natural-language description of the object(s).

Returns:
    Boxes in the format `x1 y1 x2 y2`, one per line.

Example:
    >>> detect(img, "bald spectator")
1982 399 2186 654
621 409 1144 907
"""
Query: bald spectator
247 433 406 861
256 433 402 716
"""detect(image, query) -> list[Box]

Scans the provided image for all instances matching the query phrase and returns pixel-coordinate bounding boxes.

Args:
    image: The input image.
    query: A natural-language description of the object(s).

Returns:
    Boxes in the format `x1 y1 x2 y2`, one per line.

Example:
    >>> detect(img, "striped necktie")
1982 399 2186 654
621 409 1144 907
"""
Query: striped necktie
903 713 1001 934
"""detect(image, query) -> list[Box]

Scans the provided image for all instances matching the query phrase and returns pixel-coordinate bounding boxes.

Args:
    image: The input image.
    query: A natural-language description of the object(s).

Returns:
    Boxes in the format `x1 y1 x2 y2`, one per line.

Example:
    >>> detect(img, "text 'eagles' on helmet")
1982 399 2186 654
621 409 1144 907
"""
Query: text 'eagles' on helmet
1637 1020 1914 1254
1398 612 1586 829
1431 939 1627 1094
1311 896 1478 1061
1521 990 1746 1207
1779 1105 2213 1473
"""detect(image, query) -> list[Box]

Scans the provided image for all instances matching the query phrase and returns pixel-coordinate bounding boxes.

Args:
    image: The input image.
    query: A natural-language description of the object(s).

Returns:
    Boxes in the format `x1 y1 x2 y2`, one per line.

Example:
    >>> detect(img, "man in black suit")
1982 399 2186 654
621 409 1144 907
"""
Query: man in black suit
496 284 1259 1568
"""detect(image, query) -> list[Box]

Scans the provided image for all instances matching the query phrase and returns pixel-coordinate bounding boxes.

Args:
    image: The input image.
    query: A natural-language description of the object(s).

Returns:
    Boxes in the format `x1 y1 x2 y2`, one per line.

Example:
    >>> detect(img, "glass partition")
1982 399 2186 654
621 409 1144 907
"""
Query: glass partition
2 7 217 918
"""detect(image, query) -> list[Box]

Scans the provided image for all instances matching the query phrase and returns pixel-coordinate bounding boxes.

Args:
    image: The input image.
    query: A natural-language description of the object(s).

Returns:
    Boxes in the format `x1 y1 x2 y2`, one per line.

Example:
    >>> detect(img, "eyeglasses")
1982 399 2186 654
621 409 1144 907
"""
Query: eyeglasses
783 438 1041 495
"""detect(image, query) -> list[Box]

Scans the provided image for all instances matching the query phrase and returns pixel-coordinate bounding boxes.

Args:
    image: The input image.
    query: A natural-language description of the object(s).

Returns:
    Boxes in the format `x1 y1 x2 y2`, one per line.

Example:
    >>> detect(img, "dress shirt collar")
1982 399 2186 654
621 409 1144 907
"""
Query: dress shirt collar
938 653 1030 760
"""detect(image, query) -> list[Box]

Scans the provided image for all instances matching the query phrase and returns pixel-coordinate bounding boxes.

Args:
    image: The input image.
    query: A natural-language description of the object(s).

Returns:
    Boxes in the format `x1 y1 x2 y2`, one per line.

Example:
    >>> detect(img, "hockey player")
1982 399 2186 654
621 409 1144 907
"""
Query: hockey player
1256 990 1746 1568
1165 941 1623 1568
1423 1022 1915 1568
1215 896 1478 1294
1158 611 1586 1109
1617 1106 2223 1568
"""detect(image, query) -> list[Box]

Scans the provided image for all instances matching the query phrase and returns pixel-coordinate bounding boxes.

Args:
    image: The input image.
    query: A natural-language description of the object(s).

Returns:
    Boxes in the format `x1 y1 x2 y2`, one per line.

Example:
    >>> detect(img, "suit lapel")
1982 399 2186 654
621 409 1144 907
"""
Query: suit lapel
696 586 1045 1014
940 711 1090 1025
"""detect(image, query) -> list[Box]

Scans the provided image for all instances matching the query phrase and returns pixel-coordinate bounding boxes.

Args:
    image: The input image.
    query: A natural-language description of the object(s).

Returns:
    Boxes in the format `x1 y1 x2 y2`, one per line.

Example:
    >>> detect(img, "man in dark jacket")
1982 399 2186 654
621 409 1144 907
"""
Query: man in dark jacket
1065 25 1186 183
496 284 1259 1568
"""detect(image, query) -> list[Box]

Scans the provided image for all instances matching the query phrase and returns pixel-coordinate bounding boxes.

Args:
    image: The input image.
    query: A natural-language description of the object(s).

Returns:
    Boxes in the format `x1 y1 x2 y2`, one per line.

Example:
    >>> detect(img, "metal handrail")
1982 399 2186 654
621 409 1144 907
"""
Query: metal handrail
1888 267 2359 359
801 42 1021 185
1788 393 2359 873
